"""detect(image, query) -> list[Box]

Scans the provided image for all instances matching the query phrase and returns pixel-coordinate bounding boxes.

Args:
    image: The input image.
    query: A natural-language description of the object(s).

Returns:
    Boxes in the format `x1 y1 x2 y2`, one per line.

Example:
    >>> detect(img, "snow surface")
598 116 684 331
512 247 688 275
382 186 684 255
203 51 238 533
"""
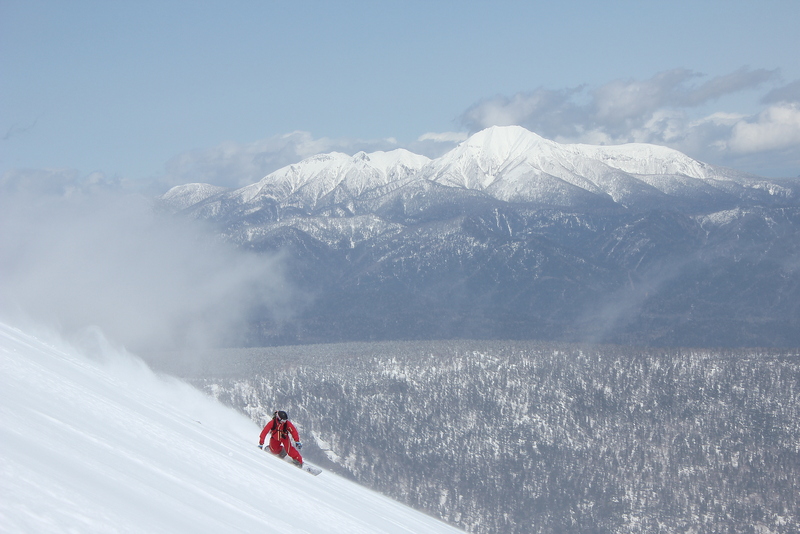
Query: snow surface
233 149 430 206
0 321 464 534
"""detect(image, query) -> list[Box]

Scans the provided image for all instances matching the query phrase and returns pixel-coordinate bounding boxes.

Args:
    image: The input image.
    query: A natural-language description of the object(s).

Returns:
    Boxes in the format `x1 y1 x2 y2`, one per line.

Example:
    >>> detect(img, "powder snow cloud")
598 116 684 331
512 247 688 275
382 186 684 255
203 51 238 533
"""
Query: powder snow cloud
0 169 295 352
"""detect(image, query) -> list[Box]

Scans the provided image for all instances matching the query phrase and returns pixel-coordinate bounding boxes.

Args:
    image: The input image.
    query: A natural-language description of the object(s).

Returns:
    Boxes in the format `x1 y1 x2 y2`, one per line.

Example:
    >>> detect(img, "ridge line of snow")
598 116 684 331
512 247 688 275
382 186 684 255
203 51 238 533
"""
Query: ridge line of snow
160 126 784 212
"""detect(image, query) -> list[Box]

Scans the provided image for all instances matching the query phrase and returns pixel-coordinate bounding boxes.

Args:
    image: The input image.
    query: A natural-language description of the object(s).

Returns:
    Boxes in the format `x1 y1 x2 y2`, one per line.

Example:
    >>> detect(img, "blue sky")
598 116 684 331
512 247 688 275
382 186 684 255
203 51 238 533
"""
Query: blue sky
2 0 800 192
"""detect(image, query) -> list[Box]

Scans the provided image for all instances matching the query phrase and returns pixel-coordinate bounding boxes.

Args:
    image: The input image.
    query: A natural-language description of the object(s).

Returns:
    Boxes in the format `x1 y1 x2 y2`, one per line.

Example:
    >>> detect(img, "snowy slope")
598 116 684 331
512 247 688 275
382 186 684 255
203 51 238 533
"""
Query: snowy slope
161 149 431 222
0 321 463 534
233 149 430 208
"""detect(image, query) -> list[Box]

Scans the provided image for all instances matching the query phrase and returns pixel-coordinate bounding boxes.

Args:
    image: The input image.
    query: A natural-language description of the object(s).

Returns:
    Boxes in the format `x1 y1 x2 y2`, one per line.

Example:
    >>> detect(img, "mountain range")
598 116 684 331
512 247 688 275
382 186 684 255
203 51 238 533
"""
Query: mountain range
160 126 800 347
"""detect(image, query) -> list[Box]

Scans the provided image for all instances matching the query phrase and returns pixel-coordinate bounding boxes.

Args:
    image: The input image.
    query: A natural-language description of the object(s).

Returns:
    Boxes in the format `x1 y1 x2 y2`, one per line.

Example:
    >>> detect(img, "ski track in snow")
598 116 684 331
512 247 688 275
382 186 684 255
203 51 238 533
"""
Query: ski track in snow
0 322 463 534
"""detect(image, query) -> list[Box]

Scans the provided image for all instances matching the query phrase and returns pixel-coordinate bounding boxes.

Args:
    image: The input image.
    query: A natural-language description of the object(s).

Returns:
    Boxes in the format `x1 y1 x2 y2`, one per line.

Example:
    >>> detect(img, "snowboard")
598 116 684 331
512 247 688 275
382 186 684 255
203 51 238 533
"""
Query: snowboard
262 447 322 476
283 455 322 476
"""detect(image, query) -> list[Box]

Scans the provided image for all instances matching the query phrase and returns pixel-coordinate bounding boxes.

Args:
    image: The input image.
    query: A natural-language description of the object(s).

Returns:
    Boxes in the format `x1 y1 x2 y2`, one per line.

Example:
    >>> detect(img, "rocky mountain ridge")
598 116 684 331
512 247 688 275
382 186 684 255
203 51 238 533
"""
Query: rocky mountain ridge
164 126 794 216
159 127 800 347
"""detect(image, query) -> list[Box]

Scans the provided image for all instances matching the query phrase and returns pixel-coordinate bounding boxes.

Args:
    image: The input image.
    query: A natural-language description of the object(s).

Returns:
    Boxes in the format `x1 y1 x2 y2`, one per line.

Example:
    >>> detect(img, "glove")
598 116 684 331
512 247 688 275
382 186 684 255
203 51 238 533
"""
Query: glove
295 441 302 450
258 444 263 449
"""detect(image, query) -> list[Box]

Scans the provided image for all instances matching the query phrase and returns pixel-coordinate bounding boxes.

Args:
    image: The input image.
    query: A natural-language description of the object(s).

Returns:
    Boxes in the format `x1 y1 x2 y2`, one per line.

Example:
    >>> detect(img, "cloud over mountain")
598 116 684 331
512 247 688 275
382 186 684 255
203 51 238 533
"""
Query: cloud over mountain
144 68 799 195
162 132 404 190
459 68 798 177
728 103 800 154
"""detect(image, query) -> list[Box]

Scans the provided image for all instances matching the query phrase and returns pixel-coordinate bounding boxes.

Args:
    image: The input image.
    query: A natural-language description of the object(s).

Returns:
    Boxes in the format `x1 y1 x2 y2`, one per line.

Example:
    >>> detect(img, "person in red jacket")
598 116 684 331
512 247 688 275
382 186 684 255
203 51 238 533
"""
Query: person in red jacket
259 410 303 466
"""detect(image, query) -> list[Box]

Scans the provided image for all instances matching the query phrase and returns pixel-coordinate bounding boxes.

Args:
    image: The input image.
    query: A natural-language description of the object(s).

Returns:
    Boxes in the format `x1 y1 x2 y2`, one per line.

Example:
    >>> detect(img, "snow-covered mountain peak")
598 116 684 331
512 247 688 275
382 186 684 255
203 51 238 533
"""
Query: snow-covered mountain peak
446 125 714 180
160 125 787 215
462 125 549 153
423 126 551 190
449 126 553 168
418 125 750 204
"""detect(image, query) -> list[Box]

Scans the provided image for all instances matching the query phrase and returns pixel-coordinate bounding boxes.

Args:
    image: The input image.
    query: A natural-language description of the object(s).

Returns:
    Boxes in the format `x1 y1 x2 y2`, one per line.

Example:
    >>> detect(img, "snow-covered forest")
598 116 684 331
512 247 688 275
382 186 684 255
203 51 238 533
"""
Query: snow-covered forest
155 341 800 534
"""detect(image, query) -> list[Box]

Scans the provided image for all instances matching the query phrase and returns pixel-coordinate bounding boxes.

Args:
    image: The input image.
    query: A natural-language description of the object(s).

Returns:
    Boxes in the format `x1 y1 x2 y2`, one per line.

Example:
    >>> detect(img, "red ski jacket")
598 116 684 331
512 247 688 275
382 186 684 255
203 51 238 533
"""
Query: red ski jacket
259 418 299 446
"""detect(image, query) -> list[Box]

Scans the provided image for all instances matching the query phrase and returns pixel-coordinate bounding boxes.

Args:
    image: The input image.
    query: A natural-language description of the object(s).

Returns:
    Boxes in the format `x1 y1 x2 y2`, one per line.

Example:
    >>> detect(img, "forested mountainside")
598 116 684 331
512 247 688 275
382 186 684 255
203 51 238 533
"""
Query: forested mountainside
151 341 800 534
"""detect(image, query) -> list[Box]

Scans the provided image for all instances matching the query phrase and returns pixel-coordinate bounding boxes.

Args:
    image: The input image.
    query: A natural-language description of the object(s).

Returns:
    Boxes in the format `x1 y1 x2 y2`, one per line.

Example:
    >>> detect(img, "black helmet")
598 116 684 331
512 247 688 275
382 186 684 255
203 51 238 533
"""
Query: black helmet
276 410 288 422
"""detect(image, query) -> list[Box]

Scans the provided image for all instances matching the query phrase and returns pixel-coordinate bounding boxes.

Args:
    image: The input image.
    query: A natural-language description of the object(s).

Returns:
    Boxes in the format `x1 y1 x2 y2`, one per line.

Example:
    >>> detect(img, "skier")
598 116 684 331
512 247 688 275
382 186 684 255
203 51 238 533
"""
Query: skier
259 410 303 467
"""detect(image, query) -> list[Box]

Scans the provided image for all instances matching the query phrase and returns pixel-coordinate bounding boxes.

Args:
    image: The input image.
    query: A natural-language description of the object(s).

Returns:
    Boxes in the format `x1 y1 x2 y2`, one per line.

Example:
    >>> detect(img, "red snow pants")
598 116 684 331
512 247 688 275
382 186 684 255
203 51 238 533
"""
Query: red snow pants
269 434 302 463
260 419 303 464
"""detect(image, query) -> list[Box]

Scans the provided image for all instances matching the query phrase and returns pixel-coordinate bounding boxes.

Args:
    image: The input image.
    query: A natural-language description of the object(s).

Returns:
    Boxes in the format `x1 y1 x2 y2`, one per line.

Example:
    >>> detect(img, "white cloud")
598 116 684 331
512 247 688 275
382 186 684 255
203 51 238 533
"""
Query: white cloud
458 69 799 176
592 69 697 126
461 87 584 138
151 68 797 191
460 68 776 139
762 80 800 104
682 67 777 106
728 104 800 154
690 112 747 127
0 168 121 197
162 131 400 191
417 131 469 143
